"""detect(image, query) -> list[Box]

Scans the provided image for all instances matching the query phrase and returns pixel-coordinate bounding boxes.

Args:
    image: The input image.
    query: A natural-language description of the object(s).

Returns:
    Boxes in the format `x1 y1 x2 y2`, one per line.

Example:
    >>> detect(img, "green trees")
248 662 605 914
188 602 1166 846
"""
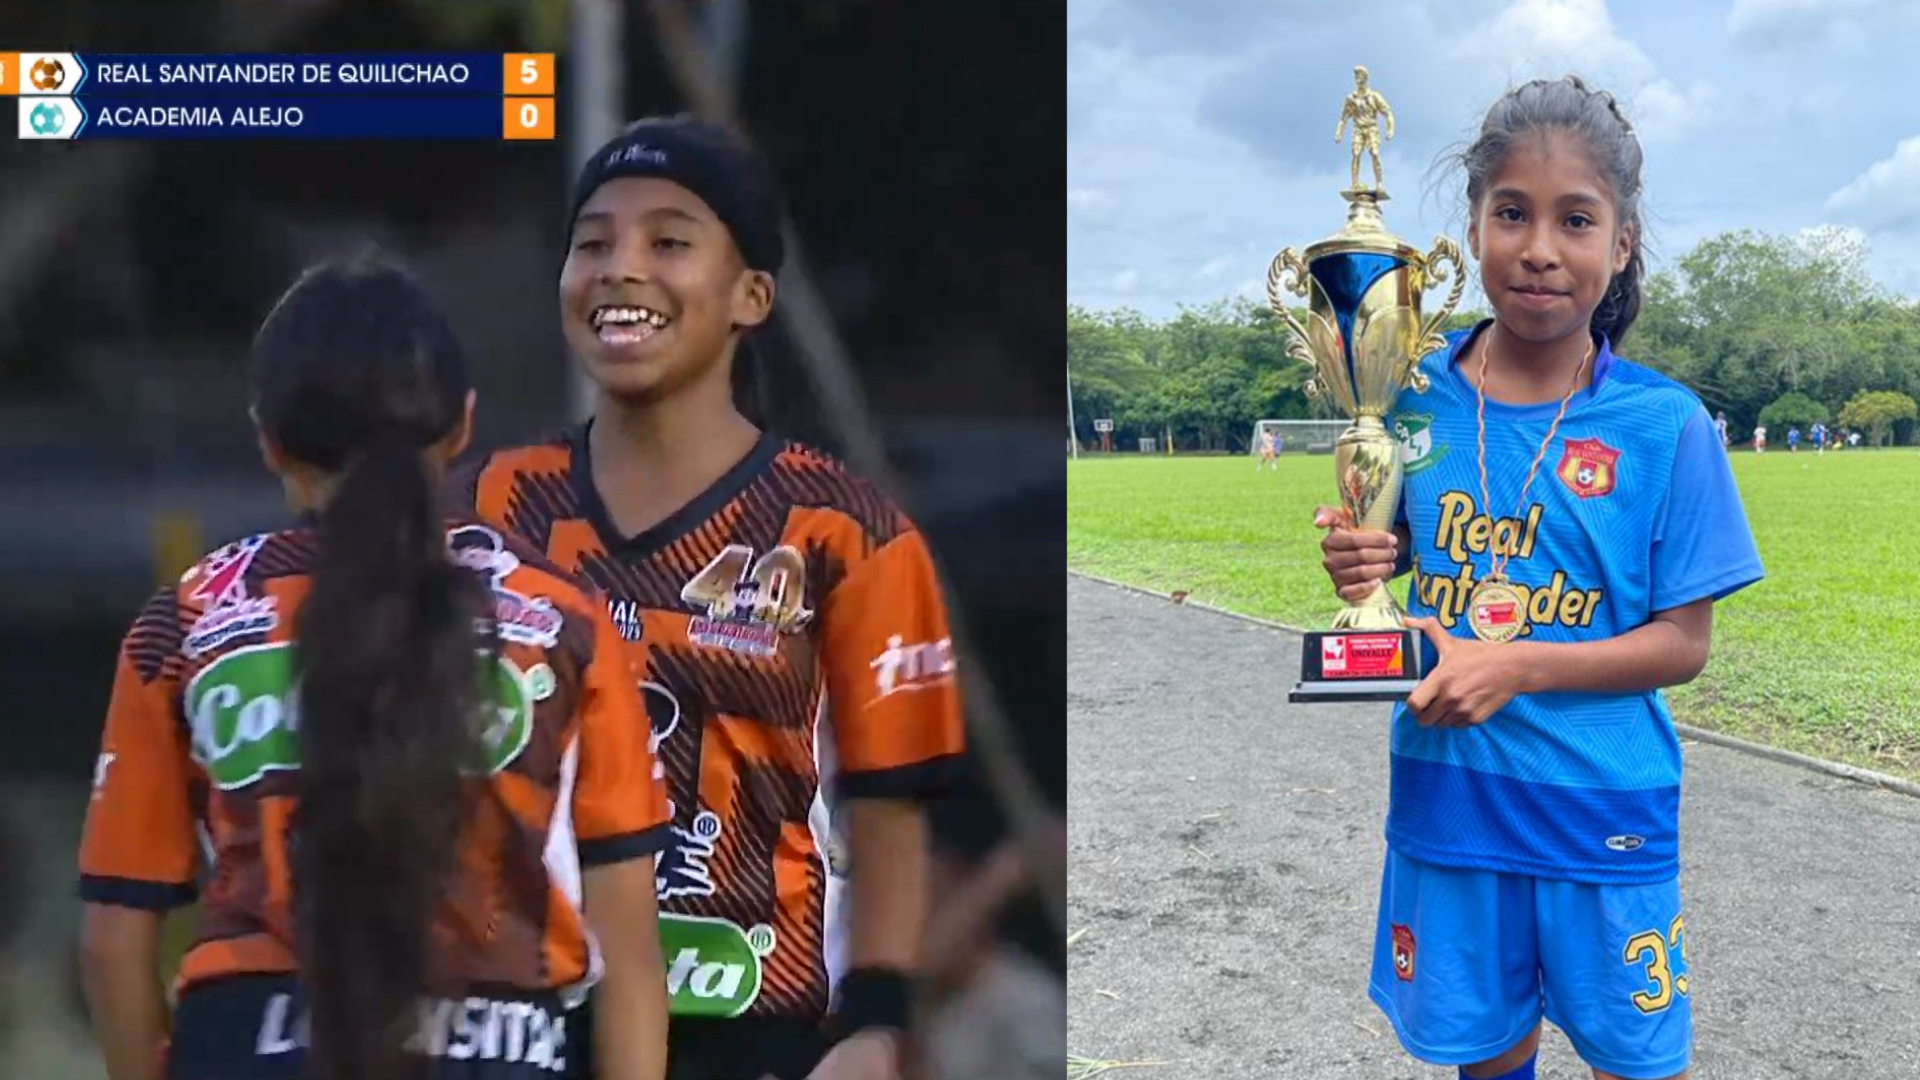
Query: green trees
1629 227 1920 441
1067 299 1324 451
1838 390 1919 447
1758 392 1828 433
1070 227 1920 451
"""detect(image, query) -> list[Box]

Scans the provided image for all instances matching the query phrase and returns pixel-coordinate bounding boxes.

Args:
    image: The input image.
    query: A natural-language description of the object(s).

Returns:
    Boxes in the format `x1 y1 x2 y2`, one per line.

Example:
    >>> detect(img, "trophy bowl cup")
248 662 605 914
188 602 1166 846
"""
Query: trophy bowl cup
1274 181 1464 704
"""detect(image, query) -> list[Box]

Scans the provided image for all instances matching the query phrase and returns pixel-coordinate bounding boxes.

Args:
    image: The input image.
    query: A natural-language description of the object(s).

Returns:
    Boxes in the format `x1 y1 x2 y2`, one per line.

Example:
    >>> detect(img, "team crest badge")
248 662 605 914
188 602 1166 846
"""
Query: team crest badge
1557 437 1621 499
1393 412 1446 476
447 525 564 648
30 58 66 93
681 544 812 658
183 535 279 657
1391 923 1416 981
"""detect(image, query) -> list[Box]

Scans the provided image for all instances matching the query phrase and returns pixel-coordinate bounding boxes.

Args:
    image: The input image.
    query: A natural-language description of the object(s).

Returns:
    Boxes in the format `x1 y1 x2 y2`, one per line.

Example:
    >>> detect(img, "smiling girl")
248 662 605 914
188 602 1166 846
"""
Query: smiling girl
1315 77 1763 1080
451 117 966 1080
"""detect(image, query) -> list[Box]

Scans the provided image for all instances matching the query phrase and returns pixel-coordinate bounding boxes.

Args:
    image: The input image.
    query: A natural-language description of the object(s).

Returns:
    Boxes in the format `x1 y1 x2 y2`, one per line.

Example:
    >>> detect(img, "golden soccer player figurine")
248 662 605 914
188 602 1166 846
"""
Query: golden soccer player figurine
1335 65 1395 195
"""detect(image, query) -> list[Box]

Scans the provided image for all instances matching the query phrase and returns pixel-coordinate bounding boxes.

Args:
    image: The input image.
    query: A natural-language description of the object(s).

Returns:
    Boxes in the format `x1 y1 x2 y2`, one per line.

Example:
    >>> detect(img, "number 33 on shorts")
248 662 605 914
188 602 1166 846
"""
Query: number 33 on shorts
1624 915 1690 1013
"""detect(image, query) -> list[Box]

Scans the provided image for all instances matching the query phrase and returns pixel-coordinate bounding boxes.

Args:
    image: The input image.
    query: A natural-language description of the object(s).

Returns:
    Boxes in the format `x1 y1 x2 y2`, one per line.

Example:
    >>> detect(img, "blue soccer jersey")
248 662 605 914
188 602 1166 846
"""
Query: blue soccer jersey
1385 324 1764 884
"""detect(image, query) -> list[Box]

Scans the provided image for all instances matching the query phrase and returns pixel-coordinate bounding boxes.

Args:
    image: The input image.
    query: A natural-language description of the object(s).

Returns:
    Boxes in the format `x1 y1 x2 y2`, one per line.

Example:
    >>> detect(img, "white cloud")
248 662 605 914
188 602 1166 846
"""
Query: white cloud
1629 80 1720 145
1826 137 1920 233
1069 1 1920 316
1451 0 1716 143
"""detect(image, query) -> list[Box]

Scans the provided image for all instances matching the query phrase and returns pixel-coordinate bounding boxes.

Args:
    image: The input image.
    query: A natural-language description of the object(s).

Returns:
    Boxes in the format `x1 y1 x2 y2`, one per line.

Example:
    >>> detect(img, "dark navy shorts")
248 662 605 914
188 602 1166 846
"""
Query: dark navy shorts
663 1015 832 1080
164 974 585 1080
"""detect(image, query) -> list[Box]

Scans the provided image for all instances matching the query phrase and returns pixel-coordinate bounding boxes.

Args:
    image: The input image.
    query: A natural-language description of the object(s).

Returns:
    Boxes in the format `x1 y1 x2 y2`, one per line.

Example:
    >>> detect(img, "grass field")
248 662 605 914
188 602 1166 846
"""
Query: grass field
1067 448 1920 781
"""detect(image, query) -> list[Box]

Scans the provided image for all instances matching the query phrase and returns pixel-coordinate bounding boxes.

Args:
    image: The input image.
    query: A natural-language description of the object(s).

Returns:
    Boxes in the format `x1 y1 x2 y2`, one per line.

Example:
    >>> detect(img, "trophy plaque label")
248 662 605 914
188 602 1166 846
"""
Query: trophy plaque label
1291 628 1423 703
1321 632 1407 678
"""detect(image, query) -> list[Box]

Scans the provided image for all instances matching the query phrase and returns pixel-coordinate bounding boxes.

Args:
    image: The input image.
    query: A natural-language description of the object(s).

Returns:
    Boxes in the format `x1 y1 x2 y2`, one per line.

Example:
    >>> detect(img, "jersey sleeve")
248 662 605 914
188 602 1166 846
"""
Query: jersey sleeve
571 601 673 867
820 528 967 801
1649 406 1765 612
78 590 200 911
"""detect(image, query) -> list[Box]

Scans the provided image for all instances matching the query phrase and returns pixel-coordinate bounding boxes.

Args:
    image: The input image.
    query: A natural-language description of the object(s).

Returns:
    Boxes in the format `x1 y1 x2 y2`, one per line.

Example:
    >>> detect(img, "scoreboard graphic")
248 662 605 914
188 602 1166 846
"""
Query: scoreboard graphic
1 51 557 141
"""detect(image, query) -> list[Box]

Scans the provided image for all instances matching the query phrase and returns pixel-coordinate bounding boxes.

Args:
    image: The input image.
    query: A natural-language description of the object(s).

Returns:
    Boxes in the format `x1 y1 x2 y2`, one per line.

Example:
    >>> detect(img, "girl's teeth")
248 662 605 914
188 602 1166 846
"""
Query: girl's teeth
596 307 666 328
599 321 659 346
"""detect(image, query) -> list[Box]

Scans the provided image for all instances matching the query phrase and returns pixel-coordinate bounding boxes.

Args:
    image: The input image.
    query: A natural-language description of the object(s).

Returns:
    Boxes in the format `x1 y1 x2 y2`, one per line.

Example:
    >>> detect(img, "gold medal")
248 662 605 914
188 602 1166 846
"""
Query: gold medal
1464 331 1593 646
1467 577 1526 643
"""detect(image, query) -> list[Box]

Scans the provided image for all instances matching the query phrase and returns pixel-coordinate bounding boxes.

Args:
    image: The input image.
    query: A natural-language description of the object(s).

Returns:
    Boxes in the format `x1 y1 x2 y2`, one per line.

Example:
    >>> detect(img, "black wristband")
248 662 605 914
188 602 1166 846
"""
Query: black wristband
833 967 912 1034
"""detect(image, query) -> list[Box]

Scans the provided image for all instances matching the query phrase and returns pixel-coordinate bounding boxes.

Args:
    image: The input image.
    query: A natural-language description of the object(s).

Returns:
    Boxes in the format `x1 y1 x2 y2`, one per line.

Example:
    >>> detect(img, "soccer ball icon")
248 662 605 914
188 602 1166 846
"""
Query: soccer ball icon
29 58 64 92
28 103 64 136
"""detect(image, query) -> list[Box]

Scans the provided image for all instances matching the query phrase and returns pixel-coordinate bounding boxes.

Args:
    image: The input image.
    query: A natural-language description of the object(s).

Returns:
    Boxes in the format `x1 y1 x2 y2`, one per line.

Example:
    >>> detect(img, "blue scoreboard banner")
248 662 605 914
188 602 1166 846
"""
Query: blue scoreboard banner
4 51 557 141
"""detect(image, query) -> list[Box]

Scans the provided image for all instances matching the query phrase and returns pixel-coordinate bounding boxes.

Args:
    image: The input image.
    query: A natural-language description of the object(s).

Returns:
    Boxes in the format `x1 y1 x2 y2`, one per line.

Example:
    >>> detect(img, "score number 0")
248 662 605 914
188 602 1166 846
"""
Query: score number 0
503 96 555 141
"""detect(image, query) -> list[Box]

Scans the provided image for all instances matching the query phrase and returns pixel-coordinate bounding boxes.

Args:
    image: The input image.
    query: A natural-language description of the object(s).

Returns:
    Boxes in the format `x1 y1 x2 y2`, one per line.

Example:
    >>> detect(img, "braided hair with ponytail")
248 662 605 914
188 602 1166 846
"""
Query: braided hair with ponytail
1452 75 1647 346
250 251 484 1080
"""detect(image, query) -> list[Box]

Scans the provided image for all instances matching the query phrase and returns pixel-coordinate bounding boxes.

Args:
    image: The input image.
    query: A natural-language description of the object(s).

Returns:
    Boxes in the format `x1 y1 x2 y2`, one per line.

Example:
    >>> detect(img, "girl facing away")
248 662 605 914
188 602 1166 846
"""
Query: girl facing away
78 254 673 1080
1315 77 1763 1080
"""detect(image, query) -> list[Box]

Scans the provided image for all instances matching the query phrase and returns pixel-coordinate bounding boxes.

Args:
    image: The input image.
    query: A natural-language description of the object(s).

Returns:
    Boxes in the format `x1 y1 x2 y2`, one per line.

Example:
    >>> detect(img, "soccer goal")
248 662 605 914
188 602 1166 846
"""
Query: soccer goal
1250 419 1350 455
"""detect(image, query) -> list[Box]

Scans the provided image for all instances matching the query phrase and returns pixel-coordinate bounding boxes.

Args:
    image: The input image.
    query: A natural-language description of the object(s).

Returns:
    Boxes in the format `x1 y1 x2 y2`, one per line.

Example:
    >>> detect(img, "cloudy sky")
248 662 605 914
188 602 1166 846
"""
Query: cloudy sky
1068 0 1920 320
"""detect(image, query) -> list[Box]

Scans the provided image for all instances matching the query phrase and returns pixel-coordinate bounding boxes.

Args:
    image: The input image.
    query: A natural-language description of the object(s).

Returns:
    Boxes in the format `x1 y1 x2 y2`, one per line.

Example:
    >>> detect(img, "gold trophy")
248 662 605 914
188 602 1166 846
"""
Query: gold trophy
1277 66 1465 703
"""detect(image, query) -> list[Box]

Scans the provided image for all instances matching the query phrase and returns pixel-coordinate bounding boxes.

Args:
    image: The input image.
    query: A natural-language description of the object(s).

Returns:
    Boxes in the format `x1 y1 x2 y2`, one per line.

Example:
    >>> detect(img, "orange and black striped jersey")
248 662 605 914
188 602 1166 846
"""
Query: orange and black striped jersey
450 427 966 1022
78 519 672 1000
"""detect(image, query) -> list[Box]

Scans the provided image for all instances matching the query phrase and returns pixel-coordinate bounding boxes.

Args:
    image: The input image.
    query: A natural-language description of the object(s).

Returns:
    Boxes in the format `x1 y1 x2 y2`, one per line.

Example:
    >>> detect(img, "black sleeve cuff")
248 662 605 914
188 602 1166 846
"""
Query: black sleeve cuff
835 753 966 802
78 875 198 911
579 821 673 868
830 967 913 1035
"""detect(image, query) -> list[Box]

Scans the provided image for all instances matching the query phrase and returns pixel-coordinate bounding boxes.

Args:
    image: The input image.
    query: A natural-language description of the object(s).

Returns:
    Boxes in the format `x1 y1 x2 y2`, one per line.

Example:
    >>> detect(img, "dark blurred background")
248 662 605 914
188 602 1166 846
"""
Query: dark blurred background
0 1 1062 1074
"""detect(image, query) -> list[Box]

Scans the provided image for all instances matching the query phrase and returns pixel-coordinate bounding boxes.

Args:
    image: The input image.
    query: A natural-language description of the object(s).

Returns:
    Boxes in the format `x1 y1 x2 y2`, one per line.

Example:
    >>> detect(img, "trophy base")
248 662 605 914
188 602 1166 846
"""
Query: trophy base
1288 628 1423 704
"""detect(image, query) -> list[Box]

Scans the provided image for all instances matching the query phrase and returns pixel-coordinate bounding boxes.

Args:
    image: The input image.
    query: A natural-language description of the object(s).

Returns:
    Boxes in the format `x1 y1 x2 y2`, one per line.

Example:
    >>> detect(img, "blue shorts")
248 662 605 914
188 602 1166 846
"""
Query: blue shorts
1368 847 1692 1080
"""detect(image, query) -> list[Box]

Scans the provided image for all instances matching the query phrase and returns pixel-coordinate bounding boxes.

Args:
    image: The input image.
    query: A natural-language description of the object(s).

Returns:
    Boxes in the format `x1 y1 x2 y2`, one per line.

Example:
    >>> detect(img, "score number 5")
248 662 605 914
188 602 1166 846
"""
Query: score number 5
1624 914 1690 1014
503 53 555 95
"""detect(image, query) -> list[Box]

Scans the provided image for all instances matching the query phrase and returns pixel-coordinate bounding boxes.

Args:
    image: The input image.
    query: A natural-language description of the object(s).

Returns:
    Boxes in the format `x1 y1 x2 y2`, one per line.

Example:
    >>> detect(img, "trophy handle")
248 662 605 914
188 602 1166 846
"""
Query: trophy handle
1267 249 1320 394
1405 237 1466 393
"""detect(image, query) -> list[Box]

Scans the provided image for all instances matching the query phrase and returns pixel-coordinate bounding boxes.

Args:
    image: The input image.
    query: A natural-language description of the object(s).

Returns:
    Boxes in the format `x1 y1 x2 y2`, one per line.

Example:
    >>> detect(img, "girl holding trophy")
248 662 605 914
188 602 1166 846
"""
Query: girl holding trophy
1315 77 1763 1080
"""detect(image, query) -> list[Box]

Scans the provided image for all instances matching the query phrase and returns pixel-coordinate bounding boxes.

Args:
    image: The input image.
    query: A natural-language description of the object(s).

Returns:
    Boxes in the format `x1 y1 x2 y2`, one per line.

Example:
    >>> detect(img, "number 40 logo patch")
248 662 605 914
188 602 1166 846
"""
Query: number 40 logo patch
680 544 812 657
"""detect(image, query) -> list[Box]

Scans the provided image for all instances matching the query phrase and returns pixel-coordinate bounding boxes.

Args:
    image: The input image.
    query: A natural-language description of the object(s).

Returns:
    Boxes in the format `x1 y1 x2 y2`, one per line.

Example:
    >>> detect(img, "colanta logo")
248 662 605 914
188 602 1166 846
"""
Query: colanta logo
185 643 537 789
657 914 775 1018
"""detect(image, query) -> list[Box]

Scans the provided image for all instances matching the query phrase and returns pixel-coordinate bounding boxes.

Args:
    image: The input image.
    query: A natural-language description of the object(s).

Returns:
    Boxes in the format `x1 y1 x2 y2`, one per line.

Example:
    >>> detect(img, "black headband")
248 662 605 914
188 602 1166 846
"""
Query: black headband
567 117 785 275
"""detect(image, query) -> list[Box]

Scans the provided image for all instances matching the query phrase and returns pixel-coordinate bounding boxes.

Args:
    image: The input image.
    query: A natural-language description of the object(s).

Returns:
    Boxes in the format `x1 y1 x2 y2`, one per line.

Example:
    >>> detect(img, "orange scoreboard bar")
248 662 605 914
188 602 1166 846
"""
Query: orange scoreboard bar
502 52 555 141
